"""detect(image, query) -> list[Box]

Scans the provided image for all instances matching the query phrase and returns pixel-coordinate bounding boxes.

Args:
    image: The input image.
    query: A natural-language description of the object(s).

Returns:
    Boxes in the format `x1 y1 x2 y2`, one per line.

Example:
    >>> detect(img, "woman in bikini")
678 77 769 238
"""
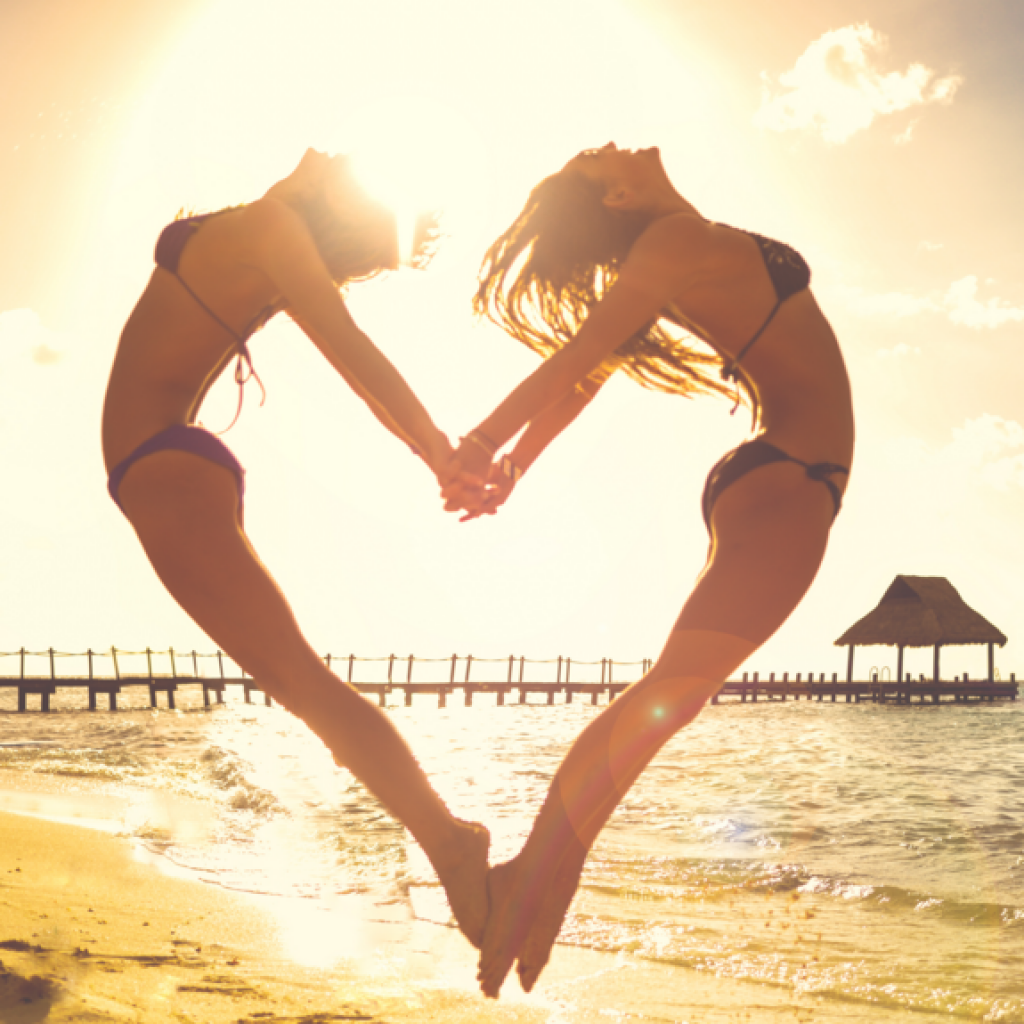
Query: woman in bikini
443 143 854 996
102 148 489 945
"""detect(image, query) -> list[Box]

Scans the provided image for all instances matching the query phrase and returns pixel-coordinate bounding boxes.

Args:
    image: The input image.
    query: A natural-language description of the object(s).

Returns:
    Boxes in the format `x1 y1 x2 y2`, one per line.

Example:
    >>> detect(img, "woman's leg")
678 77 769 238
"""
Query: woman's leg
118 450 490 946
479 460 839 995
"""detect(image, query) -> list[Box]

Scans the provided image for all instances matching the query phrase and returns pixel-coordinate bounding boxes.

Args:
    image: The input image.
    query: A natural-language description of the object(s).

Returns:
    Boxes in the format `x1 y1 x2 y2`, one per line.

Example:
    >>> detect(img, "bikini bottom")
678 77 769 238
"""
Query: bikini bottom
107 424 246 516
701 439 848 530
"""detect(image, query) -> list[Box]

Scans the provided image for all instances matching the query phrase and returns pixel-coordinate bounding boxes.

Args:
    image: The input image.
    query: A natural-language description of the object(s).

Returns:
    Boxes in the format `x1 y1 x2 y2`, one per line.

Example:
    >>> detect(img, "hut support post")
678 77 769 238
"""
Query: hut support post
933 644 941 684
896 645 904 688
846 645 855 684
988 642 994 683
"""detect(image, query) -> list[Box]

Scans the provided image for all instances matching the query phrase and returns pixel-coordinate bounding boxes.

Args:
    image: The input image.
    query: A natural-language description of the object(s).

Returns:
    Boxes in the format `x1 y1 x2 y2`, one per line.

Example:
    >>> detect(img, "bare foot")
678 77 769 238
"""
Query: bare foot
477 857 528 998
517 844 587 992
430 820 491 949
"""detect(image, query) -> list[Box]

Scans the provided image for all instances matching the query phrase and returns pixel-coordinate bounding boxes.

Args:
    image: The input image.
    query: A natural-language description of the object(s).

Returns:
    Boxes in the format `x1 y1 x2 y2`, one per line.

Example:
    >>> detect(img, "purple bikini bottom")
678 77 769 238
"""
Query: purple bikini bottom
107 424 245 514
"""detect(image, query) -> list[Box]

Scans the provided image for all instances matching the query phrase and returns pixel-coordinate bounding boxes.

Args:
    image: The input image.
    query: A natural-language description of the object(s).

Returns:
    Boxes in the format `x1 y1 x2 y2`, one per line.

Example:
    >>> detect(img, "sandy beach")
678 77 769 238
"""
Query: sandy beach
0 802 889 1024
0 807 555 1024
6 696 1019 1024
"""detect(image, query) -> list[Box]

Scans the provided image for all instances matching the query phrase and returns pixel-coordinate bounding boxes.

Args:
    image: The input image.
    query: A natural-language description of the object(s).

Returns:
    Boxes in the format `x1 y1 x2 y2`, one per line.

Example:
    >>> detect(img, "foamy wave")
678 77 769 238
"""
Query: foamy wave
200 746 282 816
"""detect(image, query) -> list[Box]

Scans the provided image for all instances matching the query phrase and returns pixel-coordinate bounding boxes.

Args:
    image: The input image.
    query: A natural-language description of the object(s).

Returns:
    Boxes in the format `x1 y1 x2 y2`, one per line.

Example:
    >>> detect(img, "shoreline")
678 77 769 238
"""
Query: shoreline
0 807 557 1024
0 800 937 1023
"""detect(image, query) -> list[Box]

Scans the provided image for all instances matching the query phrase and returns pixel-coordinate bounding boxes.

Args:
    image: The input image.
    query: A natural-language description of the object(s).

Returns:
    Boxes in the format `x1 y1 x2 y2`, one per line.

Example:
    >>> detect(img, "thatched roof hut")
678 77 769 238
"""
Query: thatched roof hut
835 576 1007 682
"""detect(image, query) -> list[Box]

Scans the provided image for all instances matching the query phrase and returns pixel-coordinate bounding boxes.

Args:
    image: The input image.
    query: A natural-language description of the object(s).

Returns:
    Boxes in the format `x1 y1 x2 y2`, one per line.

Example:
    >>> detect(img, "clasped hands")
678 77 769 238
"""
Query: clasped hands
438 430 520 522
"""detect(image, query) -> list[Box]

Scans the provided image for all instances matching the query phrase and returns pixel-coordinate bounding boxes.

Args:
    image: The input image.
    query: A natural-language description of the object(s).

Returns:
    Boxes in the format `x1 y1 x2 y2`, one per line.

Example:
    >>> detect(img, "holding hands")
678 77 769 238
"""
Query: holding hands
441 429 524 522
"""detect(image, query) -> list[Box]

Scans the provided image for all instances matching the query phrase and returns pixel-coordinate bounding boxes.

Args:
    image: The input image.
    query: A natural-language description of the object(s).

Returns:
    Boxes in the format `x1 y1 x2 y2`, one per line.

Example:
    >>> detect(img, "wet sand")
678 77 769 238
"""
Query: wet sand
0 809 552 1024
1 806 901 1023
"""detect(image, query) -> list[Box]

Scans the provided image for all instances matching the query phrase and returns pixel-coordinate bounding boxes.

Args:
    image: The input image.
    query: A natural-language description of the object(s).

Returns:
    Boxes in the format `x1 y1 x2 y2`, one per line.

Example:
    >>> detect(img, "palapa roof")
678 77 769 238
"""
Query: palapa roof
835 576 1007 648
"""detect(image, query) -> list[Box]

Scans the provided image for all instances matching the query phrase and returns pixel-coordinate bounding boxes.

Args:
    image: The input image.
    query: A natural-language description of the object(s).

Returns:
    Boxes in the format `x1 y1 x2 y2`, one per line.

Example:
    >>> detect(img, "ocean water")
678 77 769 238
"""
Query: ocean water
1 686 1022 1021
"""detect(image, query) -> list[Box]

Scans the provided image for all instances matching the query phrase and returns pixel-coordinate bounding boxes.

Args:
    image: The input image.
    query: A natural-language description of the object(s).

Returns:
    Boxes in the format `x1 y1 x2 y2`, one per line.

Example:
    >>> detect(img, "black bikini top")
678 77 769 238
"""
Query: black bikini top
155 209 274 429
717 227 810 382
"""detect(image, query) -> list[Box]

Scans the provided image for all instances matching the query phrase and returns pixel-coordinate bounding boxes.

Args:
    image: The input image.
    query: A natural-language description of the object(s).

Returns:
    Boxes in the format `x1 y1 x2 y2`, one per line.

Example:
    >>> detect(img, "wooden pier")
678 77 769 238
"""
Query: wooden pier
0 649 1017 712
711 670 1018 705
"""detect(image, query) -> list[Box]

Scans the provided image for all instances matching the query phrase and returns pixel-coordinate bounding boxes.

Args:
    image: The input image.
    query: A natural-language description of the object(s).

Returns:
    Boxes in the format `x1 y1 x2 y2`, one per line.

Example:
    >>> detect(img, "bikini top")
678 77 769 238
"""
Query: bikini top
667 226 810 380
155 209 274 429
716 227 810 382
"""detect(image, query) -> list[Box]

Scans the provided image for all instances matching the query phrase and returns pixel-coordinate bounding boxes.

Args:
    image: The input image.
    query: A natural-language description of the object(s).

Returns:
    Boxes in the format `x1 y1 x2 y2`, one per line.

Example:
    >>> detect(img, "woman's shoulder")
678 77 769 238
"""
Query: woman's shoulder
622 213 720 287
630 213 721 264
229 198 325 272
236 196 309 238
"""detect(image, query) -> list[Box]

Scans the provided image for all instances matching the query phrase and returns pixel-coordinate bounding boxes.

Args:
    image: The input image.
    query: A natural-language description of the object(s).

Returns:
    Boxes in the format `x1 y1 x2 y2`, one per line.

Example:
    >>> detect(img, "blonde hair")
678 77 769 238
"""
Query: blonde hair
475 168 734 401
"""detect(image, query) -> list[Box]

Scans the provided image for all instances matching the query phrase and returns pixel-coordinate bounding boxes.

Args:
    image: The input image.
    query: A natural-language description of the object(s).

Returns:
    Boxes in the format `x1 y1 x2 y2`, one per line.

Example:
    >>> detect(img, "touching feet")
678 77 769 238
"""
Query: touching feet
430 819 491 949
477 845 587 998
517 844 587 992
478 858 526 997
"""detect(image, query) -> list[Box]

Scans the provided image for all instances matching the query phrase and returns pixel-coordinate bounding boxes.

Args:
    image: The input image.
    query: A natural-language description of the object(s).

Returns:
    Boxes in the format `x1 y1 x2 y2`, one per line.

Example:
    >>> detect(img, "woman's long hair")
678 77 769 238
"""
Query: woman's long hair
474 168 734 400
292 180 399 287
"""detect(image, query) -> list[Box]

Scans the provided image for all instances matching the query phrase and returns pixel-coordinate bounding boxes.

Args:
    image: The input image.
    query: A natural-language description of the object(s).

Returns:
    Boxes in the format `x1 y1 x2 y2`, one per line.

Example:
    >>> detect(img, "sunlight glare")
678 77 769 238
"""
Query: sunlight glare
346 97 485 265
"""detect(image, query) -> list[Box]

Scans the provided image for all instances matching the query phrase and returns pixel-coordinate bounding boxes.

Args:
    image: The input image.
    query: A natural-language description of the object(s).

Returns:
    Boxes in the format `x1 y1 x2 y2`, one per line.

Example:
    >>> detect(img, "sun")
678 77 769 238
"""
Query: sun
344 96 489 265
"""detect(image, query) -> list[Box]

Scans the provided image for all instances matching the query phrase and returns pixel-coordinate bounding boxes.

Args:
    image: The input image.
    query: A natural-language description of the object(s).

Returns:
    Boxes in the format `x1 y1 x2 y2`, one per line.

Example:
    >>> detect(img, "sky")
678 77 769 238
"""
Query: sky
0 0 1021 684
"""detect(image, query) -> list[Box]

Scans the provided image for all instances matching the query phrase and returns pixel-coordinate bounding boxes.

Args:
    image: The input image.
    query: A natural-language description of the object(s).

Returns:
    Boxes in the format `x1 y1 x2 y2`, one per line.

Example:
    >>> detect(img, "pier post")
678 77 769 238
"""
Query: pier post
199 649 212 707
147 648 157 708
45 648 55 712
167 648 176 709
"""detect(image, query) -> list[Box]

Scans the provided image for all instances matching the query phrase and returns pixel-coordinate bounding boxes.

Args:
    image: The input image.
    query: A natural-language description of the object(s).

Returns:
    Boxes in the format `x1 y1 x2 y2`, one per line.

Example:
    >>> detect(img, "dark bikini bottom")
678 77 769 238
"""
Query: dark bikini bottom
702 439 848 529
107 424 246 515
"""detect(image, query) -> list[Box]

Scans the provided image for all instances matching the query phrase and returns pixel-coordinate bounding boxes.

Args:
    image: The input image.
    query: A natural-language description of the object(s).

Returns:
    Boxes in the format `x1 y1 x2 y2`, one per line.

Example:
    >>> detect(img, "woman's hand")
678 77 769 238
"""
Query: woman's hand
458 460 518 522
437 430 497 517
441 453 521 522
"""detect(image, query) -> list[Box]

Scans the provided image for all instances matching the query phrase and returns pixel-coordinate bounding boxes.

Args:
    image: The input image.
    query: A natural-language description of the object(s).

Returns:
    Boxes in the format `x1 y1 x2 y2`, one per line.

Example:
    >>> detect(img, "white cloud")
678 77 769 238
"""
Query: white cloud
755 24 962 144
0 308 67 364
950 415 1024 490
837 278 1024 330
893 119 916 145
944 276 1024 329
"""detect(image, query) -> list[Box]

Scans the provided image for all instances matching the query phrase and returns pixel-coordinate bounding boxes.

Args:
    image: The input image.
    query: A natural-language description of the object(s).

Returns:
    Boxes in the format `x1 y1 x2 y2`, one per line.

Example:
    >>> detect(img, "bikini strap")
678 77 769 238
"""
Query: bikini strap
794 458 849 517
218 345 266 435
172 272 246 345
169 271 267 433
720 298 783 383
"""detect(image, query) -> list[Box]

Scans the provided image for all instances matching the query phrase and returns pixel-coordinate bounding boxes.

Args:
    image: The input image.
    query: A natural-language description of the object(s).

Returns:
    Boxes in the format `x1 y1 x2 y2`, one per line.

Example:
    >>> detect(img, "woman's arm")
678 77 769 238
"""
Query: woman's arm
510 366 613 473
244 198 454 477
447 367 613 519
456 216 695 482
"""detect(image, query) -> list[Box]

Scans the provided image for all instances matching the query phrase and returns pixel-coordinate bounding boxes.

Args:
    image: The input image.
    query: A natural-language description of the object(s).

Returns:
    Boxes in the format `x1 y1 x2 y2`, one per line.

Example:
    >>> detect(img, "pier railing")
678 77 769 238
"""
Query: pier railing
0 649 1017 712
0 648 654 712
